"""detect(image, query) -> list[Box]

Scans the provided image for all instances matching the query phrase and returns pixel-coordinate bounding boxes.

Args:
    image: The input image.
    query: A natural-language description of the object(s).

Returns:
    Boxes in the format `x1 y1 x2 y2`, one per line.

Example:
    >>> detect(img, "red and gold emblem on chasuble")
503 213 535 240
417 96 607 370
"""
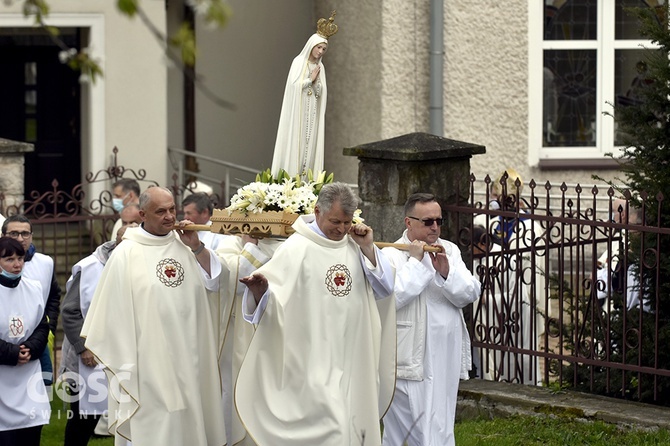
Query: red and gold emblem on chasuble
325 264 352 297
155 258 185 287
9 316 24 337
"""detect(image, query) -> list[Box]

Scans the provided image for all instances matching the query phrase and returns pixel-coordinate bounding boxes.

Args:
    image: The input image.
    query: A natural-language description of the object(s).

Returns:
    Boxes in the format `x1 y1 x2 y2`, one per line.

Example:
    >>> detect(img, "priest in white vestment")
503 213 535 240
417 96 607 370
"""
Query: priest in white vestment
82 187 227 446
381 193 481 446
238 182 396 446
215 235 282 446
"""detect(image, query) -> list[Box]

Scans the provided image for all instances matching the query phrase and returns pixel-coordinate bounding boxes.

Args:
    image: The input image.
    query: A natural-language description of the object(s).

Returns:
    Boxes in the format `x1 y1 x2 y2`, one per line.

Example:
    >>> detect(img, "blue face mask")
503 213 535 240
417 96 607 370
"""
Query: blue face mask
0 269 22 280
112 197 125 213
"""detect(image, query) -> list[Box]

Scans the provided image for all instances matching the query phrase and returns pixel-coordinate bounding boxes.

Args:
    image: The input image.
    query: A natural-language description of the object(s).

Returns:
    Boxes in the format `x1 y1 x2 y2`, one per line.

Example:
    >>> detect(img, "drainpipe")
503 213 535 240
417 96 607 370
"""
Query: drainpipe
429 0 444 136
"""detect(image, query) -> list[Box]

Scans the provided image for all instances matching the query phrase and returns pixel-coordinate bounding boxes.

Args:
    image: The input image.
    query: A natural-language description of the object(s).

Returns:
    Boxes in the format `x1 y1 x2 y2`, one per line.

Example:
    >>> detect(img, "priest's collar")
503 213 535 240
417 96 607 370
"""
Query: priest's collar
139 223 172 239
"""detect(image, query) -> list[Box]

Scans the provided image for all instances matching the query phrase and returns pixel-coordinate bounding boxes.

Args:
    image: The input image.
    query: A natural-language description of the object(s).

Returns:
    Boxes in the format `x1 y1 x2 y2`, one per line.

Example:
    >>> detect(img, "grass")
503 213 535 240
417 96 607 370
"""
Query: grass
39 394 669 445
41 394 113 446
455 415 670 446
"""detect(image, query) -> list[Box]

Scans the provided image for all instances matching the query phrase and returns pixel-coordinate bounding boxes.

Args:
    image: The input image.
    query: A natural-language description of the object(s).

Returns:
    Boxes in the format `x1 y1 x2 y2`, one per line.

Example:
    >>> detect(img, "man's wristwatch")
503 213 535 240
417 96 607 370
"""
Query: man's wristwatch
192 241 206 255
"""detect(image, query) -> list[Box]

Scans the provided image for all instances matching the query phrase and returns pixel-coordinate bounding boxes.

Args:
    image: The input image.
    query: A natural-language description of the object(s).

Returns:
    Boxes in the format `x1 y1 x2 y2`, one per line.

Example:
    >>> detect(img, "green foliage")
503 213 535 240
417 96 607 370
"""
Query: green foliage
170 22 198 67
116 0 138 17
255 168 334 194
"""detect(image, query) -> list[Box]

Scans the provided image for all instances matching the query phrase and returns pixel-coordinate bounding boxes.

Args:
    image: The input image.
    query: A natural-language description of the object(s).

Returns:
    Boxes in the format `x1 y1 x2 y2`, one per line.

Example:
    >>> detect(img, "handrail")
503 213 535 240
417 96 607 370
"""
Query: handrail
168 147 262 205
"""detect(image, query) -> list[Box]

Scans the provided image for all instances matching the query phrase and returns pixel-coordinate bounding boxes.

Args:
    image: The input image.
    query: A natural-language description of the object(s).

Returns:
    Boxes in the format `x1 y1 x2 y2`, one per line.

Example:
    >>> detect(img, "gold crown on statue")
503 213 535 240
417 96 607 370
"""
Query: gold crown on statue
316 11 338 39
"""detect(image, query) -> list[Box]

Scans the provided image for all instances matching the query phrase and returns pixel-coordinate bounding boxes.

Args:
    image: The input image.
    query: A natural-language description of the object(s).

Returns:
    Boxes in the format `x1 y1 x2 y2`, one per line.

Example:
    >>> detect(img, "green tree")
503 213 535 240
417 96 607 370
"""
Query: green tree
581 3 670 405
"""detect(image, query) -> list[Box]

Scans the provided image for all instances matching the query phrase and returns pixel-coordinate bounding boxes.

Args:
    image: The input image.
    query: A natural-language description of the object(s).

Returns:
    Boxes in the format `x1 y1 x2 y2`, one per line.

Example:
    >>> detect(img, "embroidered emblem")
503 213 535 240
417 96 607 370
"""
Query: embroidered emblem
9 316 24 338
156 258 185 287
325 264 352 297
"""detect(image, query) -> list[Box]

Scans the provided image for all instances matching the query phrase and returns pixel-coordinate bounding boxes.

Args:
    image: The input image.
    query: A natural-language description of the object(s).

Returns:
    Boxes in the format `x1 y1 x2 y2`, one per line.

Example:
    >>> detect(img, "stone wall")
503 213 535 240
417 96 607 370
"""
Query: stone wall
0 138 33 211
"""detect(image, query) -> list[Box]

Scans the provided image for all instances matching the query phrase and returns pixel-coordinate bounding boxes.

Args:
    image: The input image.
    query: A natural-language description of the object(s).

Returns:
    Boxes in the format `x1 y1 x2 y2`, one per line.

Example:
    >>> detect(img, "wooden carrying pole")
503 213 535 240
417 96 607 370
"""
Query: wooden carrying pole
175 225 442 252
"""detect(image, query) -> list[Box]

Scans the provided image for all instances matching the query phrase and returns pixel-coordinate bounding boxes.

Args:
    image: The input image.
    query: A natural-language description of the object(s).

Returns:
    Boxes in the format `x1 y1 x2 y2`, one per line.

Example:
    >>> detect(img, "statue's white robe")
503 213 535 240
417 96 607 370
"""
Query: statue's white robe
82 227 227 446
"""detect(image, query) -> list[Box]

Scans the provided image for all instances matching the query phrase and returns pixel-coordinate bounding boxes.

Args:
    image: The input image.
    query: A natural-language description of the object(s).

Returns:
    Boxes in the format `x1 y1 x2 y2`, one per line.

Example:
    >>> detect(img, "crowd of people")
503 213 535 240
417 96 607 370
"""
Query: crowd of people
0 179 485 446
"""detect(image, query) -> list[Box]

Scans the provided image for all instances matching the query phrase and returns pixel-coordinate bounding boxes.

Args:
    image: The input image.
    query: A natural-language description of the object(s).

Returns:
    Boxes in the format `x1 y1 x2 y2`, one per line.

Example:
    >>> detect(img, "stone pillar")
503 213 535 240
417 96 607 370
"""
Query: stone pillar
343 132 485 244
0 138 34 213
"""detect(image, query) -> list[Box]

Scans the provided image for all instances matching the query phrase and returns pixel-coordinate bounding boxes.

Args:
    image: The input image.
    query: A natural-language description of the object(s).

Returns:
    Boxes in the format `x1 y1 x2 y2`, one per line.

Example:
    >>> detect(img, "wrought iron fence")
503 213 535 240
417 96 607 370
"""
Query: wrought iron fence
444 173 670 405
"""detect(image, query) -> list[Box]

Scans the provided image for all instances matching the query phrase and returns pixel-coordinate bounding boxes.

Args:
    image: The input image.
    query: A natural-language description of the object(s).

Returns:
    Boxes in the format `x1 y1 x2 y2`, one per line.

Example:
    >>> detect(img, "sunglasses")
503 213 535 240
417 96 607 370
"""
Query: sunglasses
408 216 443 226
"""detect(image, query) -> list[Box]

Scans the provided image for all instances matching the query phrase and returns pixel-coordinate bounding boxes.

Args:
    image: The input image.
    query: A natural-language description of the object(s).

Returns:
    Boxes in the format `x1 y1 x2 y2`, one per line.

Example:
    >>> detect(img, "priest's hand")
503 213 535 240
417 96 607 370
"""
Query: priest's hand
429 244 450 279
240 273 268 305
176 219 212 275
175 219 200 249
349 223 377 266
80 349 98 368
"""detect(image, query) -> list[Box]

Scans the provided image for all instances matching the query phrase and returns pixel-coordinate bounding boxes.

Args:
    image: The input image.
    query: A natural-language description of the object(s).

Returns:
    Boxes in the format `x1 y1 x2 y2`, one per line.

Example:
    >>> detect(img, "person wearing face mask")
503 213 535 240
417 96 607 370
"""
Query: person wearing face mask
2 215 61 387
109 178 141 241
0 236 50 446
270 12 338 177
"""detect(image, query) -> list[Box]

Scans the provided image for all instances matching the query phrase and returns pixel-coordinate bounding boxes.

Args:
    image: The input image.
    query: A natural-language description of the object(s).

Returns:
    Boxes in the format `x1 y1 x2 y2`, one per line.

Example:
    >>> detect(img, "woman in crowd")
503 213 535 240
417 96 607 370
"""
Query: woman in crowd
0 236 50 446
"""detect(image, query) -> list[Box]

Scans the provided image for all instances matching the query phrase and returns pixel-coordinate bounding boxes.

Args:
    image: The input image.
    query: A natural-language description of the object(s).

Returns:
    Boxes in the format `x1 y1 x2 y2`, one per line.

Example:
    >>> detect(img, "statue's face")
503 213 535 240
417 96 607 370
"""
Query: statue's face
311 43 328 61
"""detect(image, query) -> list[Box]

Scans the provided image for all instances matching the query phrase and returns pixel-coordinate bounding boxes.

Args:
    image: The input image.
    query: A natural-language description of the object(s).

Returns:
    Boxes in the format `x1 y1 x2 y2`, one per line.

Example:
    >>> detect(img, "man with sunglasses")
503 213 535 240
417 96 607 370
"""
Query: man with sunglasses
381 193 480 446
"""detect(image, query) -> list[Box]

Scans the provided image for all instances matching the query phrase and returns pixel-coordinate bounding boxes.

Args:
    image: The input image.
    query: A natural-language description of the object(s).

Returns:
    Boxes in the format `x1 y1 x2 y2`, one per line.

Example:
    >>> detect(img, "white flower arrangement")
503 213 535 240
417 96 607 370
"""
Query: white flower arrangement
226 169 365 225
226 169 332 216
227 179 319 215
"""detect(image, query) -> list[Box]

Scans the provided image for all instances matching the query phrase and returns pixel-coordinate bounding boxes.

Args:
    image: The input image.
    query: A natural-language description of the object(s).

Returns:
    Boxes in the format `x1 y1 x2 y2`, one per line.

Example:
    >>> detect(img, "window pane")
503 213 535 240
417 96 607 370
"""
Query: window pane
25 118 37 142
24 61 36 85
545 0 598 41
616 0 666 40
25 90 37 114
614 49 650 144
544 50 598 147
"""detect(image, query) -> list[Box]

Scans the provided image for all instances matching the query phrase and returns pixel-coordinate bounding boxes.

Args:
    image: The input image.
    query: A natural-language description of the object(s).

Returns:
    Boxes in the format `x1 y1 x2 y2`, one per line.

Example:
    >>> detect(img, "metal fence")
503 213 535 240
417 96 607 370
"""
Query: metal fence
444 173 670 405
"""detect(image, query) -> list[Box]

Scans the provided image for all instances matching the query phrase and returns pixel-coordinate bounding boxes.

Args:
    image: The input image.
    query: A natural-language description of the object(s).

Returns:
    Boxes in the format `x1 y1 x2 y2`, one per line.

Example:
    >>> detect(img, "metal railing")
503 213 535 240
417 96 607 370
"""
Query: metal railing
444 174 670 405
168 147 261 206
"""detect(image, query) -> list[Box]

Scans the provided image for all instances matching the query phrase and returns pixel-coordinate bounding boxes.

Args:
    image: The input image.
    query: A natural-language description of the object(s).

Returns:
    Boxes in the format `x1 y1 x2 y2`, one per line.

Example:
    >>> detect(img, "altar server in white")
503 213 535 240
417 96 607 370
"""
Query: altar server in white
0 236 50 446
382 193 481 446
82 187 227 446
239 182 396 446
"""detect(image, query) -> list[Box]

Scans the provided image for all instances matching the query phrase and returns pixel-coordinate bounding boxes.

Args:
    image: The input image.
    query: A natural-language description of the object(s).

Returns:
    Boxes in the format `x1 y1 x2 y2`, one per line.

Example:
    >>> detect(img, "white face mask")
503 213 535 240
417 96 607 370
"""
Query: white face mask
112 198 124 212
112 196 127 212
0 268 22 280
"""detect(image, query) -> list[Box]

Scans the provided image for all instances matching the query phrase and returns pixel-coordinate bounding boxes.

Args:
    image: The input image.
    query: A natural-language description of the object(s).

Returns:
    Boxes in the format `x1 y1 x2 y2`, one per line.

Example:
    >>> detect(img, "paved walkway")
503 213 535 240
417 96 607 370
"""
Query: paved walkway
457 379 670 430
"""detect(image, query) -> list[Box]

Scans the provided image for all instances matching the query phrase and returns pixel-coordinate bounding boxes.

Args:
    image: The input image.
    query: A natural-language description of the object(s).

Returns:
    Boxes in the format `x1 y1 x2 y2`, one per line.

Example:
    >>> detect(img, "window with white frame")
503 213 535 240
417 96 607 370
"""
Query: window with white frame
528 0 664 166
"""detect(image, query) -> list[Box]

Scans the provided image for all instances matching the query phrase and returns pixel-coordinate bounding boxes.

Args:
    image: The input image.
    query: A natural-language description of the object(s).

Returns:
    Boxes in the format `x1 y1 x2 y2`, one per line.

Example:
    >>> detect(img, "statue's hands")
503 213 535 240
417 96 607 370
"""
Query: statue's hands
310 65 321 83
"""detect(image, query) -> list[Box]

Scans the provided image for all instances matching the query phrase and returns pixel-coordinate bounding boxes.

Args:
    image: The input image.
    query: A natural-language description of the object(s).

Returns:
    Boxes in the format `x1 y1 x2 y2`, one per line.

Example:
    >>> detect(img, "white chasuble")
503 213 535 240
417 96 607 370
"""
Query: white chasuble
73 256 108 415
236 216 396 446
0 278 50 431
216 237 281 446
81 227 226 446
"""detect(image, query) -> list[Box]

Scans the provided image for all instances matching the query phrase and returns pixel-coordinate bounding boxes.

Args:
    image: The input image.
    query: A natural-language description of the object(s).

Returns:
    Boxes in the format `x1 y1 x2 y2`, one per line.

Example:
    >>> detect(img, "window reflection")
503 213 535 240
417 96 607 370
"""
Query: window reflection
544 50 597 147
616 0 667 40
24 62 37 85
545 0 597 41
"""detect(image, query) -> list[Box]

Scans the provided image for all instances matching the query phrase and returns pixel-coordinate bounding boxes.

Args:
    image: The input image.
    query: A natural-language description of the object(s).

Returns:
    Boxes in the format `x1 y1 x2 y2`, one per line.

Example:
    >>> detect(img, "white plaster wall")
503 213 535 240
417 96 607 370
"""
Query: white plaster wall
192 0 313 188
1 0 168 186
444 2 619 190
315 0 385 184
